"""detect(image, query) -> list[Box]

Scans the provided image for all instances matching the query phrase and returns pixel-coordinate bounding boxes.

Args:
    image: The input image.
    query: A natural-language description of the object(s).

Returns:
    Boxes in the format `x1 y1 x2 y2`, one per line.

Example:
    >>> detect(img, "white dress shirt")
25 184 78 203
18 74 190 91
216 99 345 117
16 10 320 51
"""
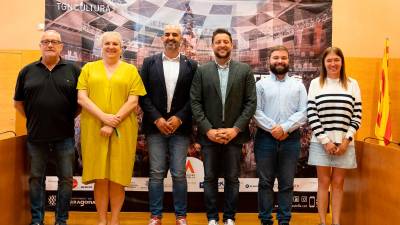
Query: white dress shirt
162 53 180 113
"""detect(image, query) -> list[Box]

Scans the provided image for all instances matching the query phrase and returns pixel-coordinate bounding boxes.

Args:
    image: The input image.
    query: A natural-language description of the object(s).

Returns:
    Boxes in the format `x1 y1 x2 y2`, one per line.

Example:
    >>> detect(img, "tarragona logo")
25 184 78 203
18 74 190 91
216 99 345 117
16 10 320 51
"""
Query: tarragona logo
72 178 78 189
186 160 195 173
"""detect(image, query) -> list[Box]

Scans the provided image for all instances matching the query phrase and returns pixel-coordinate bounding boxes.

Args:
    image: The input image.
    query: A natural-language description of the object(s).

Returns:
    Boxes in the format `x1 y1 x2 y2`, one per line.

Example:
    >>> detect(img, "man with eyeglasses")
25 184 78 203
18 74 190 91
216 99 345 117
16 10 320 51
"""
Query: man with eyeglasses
14 30 81 225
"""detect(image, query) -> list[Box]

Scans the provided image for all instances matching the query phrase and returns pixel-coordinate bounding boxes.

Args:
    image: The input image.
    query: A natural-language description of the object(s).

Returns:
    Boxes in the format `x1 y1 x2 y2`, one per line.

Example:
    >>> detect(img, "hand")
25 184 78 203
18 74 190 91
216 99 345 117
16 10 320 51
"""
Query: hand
100 125 114 137
188 143 201 156
217 128 240 144
133 105 141 115
101 113 121 127
336 138 350 155
167 116 182 133
277 132 289 141
206 129 226 144
271 125 285 140
323 141 338 155
155 117 174 135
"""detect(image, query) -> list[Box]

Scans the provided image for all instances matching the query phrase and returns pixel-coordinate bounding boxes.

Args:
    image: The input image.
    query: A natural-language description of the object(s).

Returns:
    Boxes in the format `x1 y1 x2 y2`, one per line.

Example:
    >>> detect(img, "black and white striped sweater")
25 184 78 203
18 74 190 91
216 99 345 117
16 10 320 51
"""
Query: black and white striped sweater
307 77 362 145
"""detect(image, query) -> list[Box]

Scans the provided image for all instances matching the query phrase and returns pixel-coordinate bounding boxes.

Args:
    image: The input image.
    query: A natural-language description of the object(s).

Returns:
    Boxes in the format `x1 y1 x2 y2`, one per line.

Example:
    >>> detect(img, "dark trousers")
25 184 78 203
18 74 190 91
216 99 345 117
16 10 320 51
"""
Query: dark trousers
201 143 242 222
27 137 75 225
254 130 300 224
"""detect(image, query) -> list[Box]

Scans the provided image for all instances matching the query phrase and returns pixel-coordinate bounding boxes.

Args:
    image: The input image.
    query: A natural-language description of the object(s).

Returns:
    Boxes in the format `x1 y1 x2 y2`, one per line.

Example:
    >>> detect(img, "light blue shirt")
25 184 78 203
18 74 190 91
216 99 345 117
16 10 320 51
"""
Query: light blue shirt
254 73 308 133
216 61 230 121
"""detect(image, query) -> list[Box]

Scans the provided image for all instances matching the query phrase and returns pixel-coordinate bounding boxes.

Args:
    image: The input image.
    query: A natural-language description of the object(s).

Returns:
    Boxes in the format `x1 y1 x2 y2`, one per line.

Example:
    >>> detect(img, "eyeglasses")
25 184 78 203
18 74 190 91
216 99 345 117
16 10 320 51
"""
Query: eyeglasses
40 40 62 45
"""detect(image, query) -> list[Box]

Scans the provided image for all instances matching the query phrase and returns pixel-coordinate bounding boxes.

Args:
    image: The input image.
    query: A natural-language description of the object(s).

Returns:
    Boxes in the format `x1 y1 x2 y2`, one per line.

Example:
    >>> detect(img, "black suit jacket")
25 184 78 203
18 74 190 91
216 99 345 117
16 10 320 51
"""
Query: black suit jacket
190 60 257 145
140 53 197 134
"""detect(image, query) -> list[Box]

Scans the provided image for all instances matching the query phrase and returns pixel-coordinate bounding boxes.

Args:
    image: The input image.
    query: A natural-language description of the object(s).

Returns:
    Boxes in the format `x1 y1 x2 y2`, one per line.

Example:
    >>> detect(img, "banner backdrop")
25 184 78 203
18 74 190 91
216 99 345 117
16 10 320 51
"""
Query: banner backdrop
44 0 332 212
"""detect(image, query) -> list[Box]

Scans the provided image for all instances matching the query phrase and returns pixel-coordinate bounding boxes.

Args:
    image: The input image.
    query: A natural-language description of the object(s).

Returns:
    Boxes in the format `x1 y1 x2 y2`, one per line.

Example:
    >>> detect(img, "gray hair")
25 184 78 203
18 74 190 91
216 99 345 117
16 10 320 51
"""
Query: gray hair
99 31 123 46
42 30 62 41
164 24 182 34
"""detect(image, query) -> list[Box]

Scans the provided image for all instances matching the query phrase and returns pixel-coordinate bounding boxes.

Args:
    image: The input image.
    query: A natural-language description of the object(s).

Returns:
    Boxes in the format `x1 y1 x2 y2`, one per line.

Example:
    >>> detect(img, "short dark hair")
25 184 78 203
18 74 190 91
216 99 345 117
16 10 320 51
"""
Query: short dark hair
269 45 289 58
212 28 232 43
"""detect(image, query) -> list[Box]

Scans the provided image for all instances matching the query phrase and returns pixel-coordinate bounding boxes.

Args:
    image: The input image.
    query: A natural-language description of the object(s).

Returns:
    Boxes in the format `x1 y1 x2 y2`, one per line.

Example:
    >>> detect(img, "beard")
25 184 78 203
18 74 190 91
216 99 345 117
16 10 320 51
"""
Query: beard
214 49 231 59
164 40 180 50
270 63 289 75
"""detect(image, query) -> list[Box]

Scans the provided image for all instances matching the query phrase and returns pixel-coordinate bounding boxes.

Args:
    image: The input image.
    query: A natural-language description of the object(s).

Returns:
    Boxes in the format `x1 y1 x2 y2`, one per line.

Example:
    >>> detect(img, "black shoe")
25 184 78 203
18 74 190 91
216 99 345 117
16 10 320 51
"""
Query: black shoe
261 221 273 225
55 222 67 225
30 223 44 225
279 223 290 225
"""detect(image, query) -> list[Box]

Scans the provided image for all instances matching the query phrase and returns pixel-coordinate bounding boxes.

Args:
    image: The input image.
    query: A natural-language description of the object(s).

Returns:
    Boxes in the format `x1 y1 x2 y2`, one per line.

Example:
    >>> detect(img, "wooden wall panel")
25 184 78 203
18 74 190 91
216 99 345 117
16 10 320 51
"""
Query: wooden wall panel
0 50 39 139
342 142 400 225
0 51 22 139
333 0 400 58
346 58 400 142
0 136 30 225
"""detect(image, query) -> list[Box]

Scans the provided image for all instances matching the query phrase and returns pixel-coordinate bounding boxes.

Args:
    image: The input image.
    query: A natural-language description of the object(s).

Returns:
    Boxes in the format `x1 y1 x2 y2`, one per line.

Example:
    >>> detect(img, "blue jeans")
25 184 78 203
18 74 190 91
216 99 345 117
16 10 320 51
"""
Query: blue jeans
147 133 190 217
27 137 75 225
202 143 242 222
254 130 300 225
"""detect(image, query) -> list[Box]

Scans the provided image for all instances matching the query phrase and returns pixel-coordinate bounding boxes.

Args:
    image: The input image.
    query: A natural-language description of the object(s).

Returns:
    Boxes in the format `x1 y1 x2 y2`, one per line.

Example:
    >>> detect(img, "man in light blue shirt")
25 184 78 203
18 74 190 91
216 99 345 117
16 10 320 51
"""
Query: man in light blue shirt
253 45 307 225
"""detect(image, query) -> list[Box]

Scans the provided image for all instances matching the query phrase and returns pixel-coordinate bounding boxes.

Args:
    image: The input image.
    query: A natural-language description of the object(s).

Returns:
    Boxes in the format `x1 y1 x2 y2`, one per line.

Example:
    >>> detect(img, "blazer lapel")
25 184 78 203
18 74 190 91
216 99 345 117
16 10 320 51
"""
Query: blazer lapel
174 54 186 93
225 60 237 100
210 63 222 100
155 54 167 95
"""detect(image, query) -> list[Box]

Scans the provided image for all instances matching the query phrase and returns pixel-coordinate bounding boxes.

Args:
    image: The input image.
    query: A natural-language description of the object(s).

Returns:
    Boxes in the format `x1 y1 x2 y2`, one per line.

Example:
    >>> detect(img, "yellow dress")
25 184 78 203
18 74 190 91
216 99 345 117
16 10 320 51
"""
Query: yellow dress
77 60 146 186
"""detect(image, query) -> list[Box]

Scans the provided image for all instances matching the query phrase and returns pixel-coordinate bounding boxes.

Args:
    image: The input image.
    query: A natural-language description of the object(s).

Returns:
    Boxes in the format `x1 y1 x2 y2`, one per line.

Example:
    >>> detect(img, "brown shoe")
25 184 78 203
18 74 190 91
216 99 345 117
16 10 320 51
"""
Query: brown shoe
176 216 188 225
148 217 162 225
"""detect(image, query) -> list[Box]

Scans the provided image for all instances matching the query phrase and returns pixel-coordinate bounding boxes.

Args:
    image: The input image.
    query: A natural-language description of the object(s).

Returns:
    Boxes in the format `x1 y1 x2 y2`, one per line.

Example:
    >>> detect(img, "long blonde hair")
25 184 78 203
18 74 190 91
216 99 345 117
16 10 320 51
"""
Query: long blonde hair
319 47 348 90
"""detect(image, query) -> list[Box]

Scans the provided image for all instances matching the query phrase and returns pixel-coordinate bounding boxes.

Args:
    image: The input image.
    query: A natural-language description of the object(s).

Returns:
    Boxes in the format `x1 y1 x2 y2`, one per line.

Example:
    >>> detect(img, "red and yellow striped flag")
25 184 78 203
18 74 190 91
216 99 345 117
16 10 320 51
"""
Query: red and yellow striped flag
375 39 392 145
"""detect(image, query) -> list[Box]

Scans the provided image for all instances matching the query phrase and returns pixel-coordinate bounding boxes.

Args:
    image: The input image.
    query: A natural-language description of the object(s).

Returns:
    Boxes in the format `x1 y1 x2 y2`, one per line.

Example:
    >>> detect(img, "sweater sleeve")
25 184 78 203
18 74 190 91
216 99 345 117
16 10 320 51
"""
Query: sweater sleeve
307 79 330 144
345 79 362 139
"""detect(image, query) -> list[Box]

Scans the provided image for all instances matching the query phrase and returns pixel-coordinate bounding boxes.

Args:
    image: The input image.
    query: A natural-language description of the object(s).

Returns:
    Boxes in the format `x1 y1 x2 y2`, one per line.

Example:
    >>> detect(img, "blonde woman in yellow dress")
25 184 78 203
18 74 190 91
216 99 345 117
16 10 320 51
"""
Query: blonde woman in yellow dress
77 31 146 225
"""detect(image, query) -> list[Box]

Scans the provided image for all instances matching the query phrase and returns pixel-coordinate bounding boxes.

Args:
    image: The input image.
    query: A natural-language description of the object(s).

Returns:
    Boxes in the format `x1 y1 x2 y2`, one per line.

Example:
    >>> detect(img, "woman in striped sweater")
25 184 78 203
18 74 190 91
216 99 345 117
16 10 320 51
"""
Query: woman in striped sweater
307 47 362 225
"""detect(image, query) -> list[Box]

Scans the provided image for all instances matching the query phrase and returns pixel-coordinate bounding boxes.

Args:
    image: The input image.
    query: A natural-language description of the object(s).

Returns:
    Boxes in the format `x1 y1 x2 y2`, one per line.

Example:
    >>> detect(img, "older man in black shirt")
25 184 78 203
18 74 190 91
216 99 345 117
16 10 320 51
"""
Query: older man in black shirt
14 30 80 225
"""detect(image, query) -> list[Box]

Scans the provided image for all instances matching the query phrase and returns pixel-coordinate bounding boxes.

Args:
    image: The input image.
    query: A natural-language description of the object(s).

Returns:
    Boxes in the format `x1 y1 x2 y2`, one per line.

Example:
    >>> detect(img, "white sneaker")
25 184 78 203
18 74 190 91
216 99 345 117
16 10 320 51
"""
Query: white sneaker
208 219 219 225
224 219 235 225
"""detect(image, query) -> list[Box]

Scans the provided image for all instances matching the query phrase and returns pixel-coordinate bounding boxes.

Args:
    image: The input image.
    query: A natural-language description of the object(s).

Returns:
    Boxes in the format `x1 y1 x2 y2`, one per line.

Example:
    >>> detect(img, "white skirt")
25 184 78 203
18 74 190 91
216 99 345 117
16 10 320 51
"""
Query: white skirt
308 142 357 169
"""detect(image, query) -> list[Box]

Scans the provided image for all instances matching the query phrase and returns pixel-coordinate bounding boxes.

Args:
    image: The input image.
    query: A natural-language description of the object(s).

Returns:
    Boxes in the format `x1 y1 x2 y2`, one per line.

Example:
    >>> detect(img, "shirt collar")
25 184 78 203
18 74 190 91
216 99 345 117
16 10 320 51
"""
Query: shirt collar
215 58 231 70
35 57 66 66
270 72 288 82
162 53 180 62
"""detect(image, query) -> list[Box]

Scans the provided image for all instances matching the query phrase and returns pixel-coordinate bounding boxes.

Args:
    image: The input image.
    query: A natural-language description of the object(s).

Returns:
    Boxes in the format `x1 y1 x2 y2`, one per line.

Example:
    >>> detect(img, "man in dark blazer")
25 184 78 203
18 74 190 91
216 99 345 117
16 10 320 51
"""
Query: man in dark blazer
140 25 197 225
190 28 257 225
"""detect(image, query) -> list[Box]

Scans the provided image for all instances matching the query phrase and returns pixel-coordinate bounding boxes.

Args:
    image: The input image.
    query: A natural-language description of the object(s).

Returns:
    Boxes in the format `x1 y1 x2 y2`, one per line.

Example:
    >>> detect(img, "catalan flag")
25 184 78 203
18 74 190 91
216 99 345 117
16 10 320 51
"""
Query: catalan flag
375 39 392 145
